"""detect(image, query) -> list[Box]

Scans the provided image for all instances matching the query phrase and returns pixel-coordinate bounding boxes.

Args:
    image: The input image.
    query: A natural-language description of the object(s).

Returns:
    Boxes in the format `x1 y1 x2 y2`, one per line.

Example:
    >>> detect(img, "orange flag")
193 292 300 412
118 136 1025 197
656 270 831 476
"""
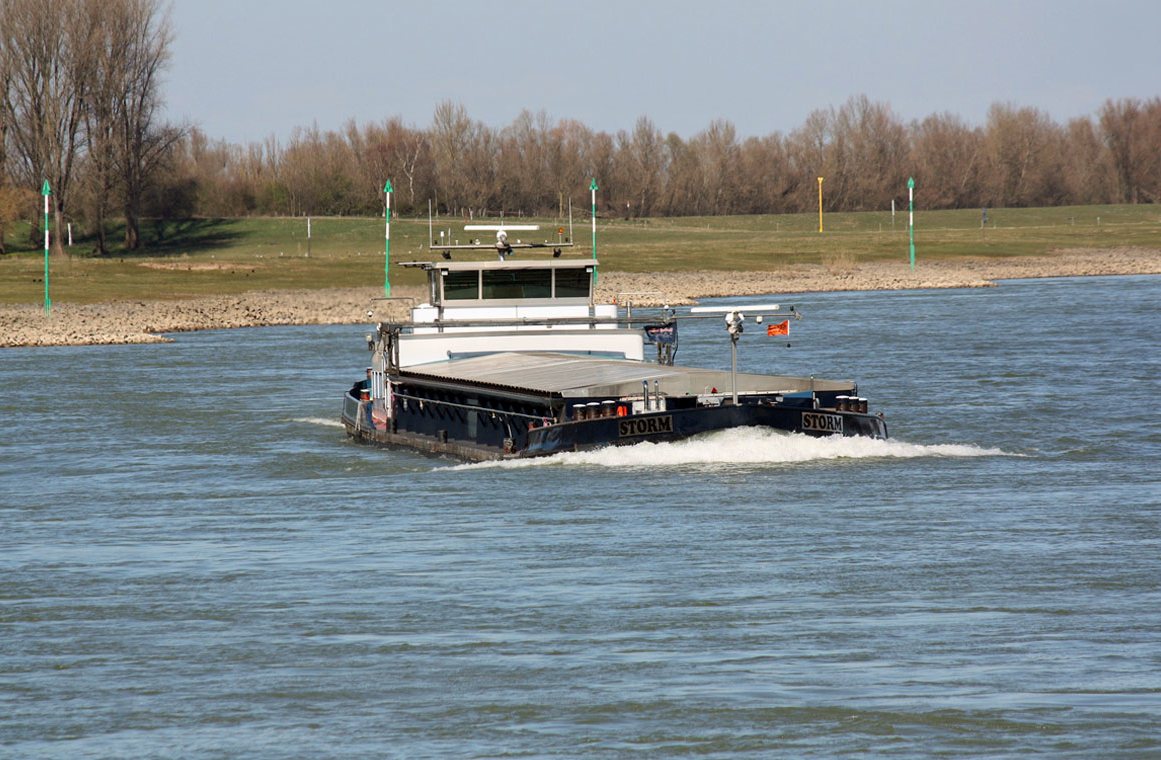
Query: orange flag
767 319 790 336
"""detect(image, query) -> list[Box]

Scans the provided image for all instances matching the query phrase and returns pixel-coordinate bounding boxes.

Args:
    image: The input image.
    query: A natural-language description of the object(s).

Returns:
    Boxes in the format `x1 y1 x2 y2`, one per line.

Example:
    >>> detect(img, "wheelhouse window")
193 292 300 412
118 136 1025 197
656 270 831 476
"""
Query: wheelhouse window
438 265 592 302
553 267 591 298
482 268 552 300
442 270 480 300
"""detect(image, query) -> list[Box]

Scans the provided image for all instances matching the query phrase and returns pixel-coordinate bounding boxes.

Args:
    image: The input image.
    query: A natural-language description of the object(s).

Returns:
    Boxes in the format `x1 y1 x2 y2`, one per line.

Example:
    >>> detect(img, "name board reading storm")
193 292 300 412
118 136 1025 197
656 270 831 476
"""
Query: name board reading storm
619 416 674 438
802 412 844 434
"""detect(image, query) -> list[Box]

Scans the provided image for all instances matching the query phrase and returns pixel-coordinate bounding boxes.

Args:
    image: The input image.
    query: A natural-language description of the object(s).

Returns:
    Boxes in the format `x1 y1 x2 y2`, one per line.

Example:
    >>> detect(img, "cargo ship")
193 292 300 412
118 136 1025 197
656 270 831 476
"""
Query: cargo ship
341 224 887 460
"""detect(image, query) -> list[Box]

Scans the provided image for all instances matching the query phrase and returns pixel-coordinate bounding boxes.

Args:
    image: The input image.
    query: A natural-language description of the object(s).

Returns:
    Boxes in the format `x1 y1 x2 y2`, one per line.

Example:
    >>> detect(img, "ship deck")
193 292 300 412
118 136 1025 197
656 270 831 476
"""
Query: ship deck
398 351 854 399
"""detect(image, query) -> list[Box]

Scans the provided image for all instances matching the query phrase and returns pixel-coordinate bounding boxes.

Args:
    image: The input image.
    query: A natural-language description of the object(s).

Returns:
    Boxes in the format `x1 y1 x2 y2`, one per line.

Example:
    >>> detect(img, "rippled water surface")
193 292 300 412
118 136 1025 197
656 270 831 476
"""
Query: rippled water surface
2 275 1159 758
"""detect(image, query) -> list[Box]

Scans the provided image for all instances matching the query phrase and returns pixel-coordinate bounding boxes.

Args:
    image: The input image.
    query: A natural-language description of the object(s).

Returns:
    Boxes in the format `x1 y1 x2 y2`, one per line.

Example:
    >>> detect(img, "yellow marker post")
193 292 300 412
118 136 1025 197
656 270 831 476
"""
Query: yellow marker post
817 177 824 233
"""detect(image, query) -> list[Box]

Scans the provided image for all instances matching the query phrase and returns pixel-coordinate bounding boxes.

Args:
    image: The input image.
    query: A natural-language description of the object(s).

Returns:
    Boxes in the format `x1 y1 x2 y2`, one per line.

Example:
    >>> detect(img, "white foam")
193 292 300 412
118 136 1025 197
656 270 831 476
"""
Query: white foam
448 427 1009 471
292 417 346 429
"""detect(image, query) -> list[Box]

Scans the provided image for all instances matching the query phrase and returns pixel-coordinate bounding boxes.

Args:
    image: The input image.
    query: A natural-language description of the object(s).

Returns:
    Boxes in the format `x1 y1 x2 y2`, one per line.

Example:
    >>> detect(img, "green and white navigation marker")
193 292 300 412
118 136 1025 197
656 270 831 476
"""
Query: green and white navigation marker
384 179 393 297
907 177 915 271
590 178 598 286
42 180 51 315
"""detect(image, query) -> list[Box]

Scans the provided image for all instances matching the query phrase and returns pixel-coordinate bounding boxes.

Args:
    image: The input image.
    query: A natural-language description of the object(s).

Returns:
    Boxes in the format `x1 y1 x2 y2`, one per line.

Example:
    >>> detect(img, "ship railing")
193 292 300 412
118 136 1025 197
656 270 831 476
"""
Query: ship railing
378 314 666 332
375 305 797 332
614 291 667 320
392 391 548 422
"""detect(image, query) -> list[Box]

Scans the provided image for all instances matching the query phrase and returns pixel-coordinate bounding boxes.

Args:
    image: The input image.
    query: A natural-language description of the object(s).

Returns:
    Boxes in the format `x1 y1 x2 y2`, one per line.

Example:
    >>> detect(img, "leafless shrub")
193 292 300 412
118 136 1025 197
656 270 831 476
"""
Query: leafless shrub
823 252 858 274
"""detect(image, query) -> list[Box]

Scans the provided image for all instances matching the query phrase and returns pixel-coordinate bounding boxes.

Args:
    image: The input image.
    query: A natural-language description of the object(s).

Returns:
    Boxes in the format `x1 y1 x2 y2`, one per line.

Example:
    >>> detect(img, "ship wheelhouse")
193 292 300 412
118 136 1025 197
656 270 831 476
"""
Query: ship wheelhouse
390 258 643 367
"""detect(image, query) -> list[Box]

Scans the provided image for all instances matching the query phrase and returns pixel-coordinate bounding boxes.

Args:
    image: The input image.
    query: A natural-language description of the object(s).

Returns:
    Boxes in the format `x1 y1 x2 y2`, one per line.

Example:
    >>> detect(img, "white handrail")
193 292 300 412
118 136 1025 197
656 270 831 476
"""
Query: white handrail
690 303 781 313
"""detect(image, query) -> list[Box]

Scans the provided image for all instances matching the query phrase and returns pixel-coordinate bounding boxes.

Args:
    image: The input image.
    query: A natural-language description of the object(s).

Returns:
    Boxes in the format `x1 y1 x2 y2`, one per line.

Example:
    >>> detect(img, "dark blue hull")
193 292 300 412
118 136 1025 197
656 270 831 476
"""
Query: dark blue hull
343 383 887 461
523 403 887 457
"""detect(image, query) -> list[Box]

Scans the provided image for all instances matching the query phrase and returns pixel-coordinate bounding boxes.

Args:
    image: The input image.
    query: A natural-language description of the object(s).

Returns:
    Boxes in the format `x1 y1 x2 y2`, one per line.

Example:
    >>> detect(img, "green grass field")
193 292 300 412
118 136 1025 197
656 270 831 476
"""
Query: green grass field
2 204 1158 304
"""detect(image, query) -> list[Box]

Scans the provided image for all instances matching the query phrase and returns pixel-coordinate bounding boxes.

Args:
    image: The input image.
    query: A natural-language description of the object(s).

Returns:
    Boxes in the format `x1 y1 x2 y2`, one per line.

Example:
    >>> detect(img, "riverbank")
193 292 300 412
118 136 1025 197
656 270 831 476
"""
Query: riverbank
3 247 1158 347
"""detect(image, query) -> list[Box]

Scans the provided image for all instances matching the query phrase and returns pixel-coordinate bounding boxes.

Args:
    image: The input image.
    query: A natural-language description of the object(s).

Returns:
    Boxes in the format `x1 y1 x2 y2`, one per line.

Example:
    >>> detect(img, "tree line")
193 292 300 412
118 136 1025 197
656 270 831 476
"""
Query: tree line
171 96 1161 224
2 0 1160 256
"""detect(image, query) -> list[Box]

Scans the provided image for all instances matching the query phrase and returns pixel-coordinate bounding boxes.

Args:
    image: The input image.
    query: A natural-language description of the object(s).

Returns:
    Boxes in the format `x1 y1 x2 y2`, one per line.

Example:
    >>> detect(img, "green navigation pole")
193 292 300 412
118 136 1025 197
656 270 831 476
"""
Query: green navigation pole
384 180 393 297
589 178 598 286
42 180 51 315
907 176 915 271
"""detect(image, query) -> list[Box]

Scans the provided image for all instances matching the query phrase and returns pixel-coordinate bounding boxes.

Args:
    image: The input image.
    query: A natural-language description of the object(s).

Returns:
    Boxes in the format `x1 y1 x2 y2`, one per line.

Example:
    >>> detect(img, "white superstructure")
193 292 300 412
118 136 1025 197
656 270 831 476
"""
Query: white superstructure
388 258 645 367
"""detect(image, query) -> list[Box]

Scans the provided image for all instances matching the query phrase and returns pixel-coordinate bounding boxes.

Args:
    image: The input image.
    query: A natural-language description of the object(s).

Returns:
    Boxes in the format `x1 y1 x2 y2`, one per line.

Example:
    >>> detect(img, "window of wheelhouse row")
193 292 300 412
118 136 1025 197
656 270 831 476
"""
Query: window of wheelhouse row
442 270 480 300
553 267 591 298
482 268 552 300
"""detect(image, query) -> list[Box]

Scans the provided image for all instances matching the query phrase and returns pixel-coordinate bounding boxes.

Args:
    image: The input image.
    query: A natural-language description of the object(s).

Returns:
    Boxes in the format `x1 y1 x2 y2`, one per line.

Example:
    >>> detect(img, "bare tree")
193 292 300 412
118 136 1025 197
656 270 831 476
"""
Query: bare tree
1060 115 1112 205
1139 98 1161 204
0 42 11 254
1099 98 1150 204
498 109 552 213
910 112 984 209
660 132 697 215
623 116 666 217
786 107 834 212
830 96 908 211
462 121 498 217
116 0 178 248
430 101 475 214
982 103 1064 207
699 119 740 214
586 131 617 216
82 0 132 254
0 0 97 257
176 128 251 216
545 118 592 218
735 134 796 214
393 125 429 212
282 124 326 216
355 118 428 215
0 0 176 253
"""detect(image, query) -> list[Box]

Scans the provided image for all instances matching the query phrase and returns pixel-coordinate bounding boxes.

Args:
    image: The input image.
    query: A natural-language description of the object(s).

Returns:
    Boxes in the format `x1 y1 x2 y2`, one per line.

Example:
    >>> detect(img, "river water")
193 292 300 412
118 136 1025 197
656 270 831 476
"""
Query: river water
2 275 1158 758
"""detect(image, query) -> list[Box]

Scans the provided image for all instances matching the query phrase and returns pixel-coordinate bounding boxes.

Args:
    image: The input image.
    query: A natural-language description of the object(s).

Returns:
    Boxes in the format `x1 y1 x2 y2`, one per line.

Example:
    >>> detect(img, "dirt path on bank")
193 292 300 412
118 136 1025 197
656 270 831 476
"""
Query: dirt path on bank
3 247 1158 347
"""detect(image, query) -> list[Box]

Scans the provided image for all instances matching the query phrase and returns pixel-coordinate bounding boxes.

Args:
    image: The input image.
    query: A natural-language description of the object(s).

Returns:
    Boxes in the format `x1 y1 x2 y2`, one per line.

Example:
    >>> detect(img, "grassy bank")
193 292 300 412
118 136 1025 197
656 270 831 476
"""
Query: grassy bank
2 204 1159 304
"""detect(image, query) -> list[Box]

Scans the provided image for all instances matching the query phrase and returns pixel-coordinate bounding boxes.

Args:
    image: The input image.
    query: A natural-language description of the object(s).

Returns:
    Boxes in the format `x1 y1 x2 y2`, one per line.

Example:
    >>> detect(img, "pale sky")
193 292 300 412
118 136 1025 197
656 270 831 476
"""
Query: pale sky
164 0 1161 145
